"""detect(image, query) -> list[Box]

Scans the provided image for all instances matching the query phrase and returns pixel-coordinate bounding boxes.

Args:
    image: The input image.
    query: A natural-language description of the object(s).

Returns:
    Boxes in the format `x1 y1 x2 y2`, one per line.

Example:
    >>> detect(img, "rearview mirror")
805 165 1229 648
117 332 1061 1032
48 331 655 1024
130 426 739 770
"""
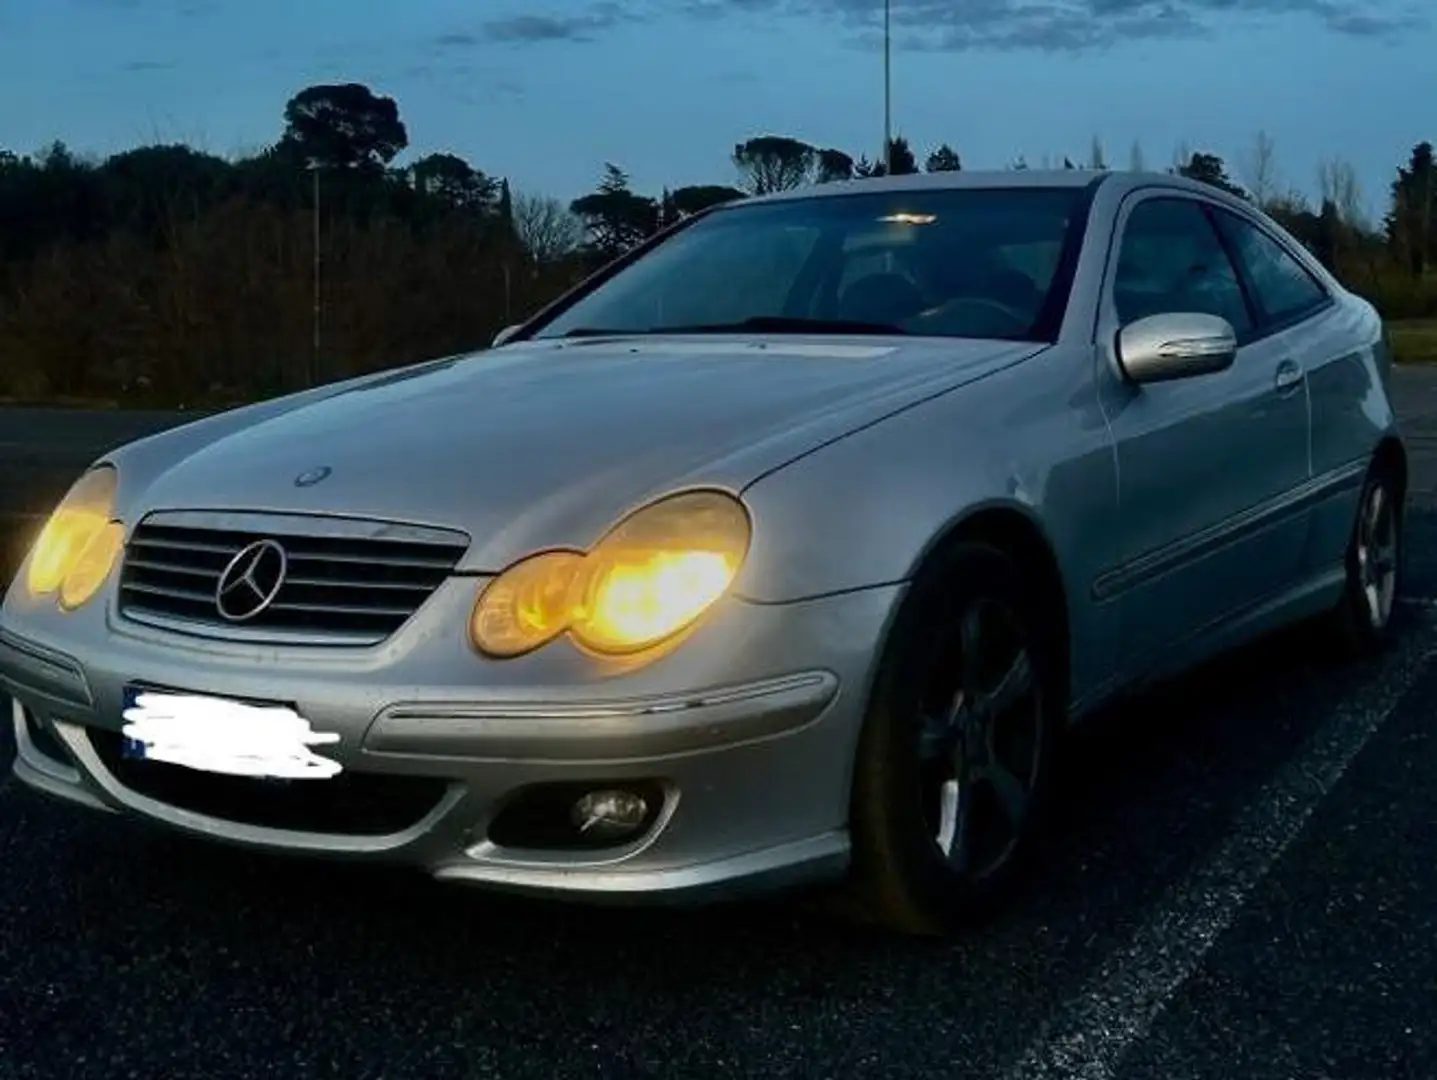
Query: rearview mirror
492 324 522 348
1115 312 1237 384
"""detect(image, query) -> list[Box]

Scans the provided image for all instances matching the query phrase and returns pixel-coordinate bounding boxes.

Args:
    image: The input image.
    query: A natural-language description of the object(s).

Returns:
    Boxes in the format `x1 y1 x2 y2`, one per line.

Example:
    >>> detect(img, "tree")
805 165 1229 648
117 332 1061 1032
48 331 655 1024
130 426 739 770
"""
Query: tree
657 187 679 228
99 144 235 236
1171 140 1193 173
1088 136 1107 171
853 155 884 178
1317 157 1363 228
1128 140 1146 172
410 152 497 213
732 135 815 194
1174 151 1247 199
569 164 659 258
815 148 855 184
1264 187 1323 256
1384 141 1435 279
925 144 962 172
886 136 918 176
512 191 584 263
1242 130 1278 207
671 184 745 215
496 178 513 226
280 83 408 171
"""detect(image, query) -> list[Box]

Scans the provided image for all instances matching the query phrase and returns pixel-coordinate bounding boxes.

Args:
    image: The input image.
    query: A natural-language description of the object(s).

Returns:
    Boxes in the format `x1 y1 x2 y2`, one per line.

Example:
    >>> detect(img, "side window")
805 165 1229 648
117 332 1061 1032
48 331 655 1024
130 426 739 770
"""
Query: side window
1113 198 1252 335
1213 210 1329 324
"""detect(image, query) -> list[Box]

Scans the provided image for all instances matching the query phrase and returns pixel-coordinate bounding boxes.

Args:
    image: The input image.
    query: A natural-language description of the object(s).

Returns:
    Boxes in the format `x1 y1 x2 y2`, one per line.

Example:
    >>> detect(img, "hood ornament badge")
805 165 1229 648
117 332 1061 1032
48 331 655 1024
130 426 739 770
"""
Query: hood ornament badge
294 466 332 488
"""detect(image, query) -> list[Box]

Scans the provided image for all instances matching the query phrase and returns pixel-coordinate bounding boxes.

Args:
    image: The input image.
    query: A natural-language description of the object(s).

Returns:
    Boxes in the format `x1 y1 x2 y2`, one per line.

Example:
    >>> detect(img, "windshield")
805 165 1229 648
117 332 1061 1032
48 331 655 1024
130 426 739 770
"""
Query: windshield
533 186 1086 343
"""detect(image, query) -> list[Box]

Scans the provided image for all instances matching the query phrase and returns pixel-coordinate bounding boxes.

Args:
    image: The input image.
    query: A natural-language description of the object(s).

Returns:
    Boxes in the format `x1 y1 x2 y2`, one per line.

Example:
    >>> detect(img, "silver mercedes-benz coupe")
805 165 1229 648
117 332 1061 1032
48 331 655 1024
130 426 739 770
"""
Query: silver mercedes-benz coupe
0 169 1404 934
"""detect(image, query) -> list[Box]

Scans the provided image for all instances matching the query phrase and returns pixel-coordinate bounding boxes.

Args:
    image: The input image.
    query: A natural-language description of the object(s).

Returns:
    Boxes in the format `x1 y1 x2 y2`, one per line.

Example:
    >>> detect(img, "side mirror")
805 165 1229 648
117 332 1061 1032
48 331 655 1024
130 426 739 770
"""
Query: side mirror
1115 312 1237 384
491 324 522 348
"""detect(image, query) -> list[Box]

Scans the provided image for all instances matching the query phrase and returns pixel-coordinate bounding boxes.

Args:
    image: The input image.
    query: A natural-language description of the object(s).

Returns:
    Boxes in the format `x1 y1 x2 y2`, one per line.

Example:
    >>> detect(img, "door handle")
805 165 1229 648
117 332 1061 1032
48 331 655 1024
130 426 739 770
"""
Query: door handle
1274 360 1303 393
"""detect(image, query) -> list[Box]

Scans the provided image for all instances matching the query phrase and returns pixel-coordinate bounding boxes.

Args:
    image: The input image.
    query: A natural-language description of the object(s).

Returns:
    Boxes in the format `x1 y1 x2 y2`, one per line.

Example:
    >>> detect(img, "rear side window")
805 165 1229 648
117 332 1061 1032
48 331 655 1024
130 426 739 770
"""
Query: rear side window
1212 210 1329 325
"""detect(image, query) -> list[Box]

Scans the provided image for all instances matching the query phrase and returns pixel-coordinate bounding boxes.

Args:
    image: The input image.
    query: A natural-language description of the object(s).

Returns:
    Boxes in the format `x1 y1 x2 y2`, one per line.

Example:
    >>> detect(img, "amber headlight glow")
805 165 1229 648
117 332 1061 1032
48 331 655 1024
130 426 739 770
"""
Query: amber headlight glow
470 490 751 658
25 465 125 610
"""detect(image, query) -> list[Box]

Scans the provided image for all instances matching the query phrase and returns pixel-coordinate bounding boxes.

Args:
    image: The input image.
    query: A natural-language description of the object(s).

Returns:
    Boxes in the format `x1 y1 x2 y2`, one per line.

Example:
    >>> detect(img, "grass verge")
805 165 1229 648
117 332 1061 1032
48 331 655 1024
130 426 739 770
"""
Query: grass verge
1391 320 1437 364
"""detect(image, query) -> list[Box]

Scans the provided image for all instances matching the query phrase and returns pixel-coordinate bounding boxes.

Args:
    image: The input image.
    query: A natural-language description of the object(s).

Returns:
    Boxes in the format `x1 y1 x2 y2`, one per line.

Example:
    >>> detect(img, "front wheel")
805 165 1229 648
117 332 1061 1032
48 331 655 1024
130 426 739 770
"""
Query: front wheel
845 541 1063 936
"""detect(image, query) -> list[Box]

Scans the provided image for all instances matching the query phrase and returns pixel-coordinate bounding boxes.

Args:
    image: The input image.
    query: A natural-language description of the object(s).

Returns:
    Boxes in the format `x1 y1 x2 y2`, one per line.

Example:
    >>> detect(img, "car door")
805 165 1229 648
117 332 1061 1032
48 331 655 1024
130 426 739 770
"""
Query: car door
1206 204 1374 585
1092 193 1312 664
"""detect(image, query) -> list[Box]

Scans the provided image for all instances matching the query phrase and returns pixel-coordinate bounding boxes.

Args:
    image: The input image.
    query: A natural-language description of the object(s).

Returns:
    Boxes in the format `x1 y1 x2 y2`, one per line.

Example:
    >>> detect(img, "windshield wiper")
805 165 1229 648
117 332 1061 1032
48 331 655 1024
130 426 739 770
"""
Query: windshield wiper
559 327 655 338
558 316 907 339
660 315 908 336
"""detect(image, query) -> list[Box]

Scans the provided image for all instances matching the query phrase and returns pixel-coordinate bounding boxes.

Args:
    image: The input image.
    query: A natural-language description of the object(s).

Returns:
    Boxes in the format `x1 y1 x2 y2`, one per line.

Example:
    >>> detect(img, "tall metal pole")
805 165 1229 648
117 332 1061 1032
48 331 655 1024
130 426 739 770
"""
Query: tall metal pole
883 0 892 174
311 165 321 388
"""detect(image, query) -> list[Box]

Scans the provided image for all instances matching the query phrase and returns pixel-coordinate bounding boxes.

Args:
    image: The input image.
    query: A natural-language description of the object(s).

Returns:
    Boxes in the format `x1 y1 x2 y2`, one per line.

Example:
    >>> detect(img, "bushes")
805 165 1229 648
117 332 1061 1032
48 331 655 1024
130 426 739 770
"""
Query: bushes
2 191 1436 410
0 196 587 407
1358 275 1437 322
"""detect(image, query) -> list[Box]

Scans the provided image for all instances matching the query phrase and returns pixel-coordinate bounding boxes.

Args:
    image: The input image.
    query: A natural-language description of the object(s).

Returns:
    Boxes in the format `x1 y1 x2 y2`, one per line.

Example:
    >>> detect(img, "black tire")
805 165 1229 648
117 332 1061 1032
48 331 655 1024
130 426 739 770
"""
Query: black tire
844 540 1064 936
1325 459 1404 659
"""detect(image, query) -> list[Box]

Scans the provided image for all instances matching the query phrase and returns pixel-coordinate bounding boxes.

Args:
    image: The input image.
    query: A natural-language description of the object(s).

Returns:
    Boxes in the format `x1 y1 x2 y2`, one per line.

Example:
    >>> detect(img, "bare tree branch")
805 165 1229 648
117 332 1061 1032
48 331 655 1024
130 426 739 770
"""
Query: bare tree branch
512 191 585 264
1242 130 1279 208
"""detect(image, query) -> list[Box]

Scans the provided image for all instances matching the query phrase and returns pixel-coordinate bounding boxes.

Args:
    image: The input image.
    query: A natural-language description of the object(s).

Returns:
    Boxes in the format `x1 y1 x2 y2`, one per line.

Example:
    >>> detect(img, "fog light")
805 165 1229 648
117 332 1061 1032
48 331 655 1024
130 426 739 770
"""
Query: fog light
571 789 650 841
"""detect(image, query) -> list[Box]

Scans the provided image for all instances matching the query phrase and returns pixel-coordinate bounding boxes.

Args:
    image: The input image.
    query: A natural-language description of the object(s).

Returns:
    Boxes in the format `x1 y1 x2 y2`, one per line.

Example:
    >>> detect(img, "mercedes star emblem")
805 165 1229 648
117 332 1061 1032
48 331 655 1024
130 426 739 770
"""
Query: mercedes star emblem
214 539 289 622
294 466 332 488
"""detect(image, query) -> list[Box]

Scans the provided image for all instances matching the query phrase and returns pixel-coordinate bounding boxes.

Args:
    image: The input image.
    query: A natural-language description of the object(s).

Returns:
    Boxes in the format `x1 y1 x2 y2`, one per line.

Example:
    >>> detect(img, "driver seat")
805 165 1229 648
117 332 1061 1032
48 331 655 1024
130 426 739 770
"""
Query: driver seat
837 273 927 325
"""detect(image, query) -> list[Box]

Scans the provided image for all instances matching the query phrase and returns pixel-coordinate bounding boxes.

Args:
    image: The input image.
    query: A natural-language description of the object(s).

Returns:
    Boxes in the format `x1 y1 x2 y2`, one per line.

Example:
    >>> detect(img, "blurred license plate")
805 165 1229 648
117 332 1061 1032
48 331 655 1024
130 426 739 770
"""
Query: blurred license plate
119 684 342 780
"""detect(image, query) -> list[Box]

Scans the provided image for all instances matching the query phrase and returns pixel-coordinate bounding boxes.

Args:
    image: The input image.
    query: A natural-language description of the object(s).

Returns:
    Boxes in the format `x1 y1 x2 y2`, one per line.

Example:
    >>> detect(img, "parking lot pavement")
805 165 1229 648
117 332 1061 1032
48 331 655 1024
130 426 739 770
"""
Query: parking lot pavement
2 370 1437 1080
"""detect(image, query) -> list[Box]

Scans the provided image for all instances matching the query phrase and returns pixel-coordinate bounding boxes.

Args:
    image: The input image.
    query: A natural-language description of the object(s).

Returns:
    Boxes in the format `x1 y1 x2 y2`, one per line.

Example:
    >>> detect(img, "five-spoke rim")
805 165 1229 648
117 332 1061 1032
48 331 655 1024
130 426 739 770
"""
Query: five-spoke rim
1356 480 1398 631
917 596 1043 882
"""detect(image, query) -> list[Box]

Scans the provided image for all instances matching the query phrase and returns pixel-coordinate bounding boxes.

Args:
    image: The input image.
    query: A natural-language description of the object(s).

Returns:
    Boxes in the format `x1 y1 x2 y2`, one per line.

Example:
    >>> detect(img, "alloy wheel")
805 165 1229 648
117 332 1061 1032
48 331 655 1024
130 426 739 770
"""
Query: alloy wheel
917 596 1044 881
1356 479 1399 631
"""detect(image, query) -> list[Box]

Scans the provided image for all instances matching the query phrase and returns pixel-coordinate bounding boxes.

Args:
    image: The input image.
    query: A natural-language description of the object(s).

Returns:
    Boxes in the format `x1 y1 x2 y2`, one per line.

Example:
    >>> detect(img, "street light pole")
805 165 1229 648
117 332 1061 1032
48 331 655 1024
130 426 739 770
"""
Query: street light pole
883 0 892 174
310 163 321 388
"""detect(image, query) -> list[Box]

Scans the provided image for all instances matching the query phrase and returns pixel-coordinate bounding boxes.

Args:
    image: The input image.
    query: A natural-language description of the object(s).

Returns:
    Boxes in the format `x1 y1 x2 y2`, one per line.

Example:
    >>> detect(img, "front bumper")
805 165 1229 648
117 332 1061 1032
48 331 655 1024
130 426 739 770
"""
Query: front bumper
1 578 903 902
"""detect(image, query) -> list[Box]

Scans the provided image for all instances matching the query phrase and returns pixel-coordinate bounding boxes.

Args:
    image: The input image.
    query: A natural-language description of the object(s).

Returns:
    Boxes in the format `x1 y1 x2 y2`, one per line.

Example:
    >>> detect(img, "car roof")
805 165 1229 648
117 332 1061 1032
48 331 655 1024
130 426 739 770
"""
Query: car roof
741 168 1248 210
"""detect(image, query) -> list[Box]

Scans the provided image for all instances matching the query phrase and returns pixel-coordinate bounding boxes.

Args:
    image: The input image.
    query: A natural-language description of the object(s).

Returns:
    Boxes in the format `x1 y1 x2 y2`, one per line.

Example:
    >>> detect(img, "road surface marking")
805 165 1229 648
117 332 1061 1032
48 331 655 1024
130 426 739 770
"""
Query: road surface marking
1006 614 1437 1080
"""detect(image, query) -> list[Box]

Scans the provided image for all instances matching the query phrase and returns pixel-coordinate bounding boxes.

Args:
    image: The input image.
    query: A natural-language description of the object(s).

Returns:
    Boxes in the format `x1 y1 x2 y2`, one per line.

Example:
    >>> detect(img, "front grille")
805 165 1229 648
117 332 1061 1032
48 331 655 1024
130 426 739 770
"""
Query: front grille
118 516 469 646
88 728 452 836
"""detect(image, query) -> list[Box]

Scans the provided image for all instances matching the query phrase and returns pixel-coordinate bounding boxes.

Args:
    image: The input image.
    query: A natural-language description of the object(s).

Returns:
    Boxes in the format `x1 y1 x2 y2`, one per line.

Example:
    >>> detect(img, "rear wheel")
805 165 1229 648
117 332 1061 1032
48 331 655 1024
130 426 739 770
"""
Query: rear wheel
1326 460 1403 657
846 541 1063 935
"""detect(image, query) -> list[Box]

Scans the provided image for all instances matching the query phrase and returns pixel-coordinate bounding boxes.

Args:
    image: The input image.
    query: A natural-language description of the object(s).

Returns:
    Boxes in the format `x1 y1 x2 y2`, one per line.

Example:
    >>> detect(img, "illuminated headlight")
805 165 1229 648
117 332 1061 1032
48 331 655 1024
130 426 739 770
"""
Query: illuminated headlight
470 490 751 658
25 465 126 611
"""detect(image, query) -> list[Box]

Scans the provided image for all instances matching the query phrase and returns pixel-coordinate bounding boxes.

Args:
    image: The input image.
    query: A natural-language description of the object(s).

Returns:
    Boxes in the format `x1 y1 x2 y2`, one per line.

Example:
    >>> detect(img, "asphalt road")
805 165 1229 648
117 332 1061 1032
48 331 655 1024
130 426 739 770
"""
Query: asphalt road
2 377 1437 1080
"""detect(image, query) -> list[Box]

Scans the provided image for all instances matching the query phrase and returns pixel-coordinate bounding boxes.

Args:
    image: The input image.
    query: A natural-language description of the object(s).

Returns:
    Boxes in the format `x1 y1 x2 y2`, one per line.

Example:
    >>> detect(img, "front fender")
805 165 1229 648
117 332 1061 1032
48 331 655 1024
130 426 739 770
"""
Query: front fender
732 417 1036 605
731 346 1121 710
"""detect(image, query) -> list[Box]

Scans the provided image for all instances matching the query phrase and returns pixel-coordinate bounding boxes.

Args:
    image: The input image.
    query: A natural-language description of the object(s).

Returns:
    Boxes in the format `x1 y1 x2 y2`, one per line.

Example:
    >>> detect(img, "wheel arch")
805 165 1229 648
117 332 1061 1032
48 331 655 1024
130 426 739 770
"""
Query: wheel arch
902 502 1073 711
1373 434 1407 500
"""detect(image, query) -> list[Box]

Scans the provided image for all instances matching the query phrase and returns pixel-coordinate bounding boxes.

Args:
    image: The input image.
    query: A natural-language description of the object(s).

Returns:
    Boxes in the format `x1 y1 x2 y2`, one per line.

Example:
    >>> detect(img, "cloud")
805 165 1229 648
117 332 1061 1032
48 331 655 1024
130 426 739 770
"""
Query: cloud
435 0 1424 52
1318 2 1425 34
698 0 1427 50
434 31 481 47
433 2 637 46
121 59 172 72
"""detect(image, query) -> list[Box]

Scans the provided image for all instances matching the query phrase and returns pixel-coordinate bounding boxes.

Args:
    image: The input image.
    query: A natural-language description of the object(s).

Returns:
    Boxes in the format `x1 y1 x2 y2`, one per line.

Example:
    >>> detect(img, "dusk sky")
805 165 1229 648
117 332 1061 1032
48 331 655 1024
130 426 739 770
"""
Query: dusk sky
2 0 1433 218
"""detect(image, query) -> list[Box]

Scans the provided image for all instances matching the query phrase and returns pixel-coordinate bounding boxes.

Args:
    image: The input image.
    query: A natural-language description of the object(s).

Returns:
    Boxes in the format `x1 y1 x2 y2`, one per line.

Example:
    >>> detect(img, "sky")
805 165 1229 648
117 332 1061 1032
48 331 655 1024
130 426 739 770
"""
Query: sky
1 0 1434 220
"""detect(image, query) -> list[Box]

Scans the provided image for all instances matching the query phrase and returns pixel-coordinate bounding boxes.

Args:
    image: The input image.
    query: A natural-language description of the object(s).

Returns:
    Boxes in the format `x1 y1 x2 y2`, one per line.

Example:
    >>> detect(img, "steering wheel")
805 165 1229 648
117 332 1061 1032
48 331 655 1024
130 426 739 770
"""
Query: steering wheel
917 295 1031 335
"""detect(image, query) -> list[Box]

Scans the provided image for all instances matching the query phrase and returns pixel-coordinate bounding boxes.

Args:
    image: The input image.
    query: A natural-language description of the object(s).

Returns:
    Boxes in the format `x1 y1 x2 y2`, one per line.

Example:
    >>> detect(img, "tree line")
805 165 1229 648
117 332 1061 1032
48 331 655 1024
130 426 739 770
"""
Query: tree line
1 81 1433 407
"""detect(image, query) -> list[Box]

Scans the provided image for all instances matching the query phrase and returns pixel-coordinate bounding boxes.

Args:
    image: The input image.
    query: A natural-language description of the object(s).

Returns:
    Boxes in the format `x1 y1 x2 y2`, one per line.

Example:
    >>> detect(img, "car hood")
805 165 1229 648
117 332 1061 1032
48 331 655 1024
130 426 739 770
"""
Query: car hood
129 335 1041 570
